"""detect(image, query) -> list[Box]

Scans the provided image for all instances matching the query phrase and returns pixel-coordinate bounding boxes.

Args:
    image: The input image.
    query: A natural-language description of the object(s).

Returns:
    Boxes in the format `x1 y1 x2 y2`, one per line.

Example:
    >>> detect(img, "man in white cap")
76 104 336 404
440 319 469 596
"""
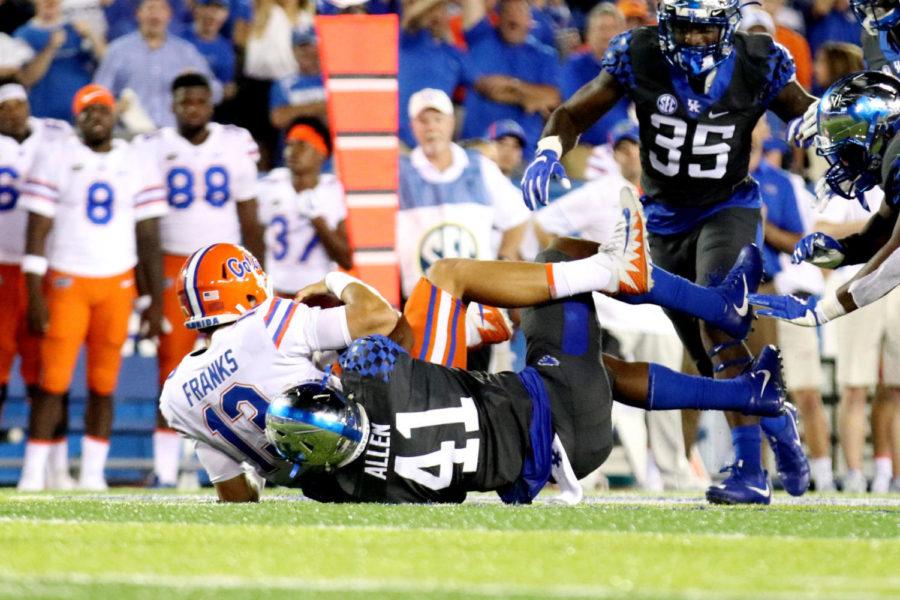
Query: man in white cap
398 88 531 367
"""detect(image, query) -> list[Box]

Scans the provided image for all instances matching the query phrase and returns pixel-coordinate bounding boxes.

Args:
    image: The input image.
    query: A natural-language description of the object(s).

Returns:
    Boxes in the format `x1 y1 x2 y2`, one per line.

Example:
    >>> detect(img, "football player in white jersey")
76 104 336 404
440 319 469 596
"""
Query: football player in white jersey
135 73 264 487
0 79 72 472
17 84 167 491
160 243 398 500
257 118 352 297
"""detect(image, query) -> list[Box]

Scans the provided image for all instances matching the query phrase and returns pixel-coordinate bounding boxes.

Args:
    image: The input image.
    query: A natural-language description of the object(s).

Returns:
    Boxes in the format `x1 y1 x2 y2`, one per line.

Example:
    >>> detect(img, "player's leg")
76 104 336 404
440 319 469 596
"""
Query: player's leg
152 254 196 486
0 264 23 442
834 298 879 493
19 272 90 491
776 319 833 492
81 270 136 490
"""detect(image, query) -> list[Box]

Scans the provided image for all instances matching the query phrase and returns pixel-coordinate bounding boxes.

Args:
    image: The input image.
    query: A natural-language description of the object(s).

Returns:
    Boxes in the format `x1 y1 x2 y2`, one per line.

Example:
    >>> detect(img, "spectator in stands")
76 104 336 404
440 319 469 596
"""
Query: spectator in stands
812 41 864 96
805 0 862 56
749 118 834 492
15 0 106 122
0 34 34 78
461 0 562 157
235 0 303 169
0 0 34 35
814 188 899 493
561 4 629 151
61 0 109 41
398 88 530 299
180 0 237 100
745 6 812 91
103 0 192 42
486 119 526 179
258 117 352 297
269 29 326 133
398 0 479 148
616 0 651 30
94 0 222 130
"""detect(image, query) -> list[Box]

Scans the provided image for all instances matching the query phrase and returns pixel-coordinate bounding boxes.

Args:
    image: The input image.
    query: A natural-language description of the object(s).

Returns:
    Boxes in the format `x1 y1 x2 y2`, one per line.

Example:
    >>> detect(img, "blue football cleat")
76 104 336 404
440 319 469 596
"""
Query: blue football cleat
710 244 763 340
740 345 786 417
706 461 772 505
761 402 810 496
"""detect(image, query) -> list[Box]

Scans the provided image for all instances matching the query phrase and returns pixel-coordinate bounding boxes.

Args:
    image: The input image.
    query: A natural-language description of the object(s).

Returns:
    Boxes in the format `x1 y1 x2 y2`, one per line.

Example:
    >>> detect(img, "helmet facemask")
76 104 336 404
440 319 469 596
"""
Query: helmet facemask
658 0 741 77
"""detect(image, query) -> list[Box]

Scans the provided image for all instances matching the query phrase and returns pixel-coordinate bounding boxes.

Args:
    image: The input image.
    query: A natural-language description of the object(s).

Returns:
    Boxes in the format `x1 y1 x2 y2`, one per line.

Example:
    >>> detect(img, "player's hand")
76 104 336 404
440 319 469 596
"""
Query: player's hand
749 293 821 327
786 99 819 149
294 279 332 304
521 144 570 210
139 299 165 340
792 232 845 268
26 294 49 336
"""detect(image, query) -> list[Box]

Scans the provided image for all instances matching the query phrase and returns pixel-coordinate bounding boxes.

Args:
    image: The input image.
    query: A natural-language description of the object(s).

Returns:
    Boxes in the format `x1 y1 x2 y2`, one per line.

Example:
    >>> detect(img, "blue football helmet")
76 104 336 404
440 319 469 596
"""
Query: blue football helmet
657 0 742 77
265 380 369 471
850 0 900 33
816 70 900 205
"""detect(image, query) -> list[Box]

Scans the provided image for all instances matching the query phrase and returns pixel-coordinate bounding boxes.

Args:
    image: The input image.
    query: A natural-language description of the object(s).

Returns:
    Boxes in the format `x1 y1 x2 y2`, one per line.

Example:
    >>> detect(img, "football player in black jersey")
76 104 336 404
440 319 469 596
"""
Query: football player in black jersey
520 0 817 504
265 200 787 505
854 0 900 77
751 72 900 333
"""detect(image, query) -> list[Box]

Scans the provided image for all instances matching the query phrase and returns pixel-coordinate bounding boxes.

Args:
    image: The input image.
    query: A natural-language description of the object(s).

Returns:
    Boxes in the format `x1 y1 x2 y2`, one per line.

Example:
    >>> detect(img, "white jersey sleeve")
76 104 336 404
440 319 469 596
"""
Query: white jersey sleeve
228 125 260 202
194 440 245 483
479 156 530 231
131 141 167 221
261 297 352 356
535 176 626 244
19 144 62 218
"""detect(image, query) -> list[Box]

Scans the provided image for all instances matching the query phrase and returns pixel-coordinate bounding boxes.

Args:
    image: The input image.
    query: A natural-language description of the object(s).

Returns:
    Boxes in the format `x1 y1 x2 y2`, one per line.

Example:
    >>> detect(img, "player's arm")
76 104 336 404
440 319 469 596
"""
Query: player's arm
236 198 266 269
834 210 900 311
22 212 53 335
312 218 352 270
833 202 900 264
136 217 165 338
194 441 261 502
769 79 817 123
541 71 626 155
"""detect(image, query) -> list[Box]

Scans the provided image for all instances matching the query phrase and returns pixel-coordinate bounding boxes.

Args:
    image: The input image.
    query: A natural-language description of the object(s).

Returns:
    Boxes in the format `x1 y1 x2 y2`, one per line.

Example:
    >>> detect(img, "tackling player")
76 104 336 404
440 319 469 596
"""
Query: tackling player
257 118 352 297
0 79 71 470
751 72 900 327
17 84 167 491
135 72 264 487
520 0 817 504
160 194 786 503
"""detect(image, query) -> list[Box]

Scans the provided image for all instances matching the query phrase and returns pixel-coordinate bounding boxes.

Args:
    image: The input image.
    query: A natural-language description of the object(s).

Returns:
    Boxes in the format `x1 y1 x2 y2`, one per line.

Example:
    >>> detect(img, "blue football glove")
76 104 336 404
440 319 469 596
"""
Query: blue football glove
521 144 570 210
786 99 818 149
791 232 845 268
749 294 822 327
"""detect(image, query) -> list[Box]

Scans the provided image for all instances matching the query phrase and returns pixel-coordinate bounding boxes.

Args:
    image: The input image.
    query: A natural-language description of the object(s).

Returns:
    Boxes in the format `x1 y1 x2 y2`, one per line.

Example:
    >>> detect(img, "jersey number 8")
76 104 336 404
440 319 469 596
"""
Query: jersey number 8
649 114 735 180
167 166 231 209
86 181 115 225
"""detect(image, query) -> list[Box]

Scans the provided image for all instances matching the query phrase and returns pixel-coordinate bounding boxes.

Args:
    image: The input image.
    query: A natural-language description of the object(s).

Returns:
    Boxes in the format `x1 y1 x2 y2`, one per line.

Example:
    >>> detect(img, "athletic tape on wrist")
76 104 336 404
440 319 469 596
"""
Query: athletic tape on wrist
21 255 48 276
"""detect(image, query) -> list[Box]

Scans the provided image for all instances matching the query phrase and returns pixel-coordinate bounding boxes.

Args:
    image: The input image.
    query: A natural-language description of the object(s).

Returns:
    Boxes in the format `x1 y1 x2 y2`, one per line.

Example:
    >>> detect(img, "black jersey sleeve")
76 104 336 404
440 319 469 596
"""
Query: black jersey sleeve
754 37 796 106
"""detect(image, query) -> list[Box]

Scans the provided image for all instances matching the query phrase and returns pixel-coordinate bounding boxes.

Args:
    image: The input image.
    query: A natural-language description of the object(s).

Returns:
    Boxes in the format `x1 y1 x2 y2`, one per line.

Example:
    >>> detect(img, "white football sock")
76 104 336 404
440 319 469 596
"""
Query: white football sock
18 441 51 490
809 456 834 491
79 435 110 485
872 456 893 493
46 438 74 489
153 430 182 485
548 253 616 299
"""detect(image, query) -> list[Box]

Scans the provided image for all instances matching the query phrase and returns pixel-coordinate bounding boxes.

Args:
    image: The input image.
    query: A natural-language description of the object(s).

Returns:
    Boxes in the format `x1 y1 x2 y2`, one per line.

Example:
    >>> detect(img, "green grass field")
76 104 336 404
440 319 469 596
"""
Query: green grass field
0 490 897 600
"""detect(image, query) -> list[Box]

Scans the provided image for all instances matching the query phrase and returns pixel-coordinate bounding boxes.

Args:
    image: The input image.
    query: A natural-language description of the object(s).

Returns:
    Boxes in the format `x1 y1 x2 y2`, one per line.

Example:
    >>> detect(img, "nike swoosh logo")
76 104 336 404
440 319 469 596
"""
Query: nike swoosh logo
758 368 771 396
708 110 729 119
733 274 749 317
746 484 771 498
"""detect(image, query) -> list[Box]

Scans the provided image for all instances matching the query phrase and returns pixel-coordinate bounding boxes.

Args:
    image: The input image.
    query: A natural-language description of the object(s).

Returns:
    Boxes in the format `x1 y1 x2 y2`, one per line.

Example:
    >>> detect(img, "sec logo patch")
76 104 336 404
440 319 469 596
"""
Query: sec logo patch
418 223 479 275
657 94 678 115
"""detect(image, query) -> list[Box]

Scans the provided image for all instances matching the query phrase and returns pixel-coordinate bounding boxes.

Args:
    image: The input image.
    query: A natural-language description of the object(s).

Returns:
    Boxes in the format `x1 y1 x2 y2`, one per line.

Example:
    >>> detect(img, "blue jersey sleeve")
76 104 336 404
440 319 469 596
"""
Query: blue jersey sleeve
600 30 635 91
761 42 796 106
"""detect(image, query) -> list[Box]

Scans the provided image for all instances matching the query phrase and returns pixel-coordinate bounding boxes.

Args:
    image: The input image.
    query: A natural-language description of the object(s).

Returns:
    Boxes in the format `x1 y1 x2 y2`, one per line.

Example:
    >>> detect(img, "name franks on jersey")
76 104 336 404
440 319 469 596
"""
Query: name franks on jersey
181 349 239 406
364 423 391 480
